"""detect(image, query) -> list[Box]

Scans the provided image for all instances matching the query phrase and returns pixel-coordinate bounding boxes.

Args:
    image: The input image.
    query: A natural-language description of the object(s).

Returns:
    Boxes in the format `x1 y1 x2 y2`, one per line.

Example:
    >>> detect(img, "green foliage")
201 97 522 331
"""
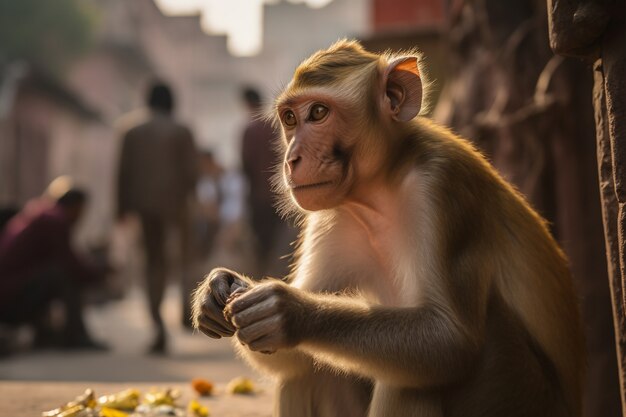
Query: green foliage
0 0 98 70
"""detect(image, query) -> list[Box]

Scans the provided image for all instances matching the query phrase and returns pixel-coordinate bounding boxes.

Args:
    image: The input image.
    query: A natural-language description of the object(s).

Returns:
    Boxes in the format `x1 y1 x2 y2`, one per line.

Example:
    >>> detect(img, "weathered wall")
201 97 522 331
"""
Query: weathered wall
436 0 622 415
547 0 626 413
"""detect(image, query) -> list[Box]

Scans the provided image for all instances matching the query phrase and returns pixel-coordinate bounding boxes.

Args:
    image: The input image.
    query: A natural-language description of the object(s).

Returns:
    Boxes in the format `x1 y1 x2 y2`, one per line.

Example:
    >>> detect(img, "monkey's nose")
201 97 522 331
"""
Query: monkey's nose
286 155 302 174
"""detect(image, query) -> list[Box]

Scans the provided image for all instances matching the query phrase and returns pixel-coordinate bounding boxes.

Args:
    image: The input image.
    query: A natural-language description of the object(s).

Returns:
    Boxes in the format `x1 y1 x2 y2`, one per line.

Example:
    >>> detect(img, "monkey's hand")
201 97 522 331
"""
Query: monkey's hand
192 267 252 339
225 281 312 354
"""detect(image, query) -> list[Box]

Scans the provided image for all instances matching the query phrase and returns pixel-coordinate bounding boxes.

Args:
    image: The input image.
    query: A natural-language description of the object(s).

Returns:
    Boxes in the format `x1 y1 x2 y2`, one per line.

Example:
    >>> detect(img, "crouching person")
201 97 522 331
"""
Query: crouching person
0 180 107 351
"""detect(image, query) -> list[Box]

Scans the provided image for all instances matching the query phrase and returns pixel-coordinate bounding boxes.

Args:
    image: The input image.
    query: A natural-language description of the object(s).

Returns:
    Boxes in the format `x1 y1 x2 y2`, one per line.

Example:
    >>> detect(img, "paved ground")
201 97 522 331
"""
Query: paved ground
1 381 273 417
0 285 273 416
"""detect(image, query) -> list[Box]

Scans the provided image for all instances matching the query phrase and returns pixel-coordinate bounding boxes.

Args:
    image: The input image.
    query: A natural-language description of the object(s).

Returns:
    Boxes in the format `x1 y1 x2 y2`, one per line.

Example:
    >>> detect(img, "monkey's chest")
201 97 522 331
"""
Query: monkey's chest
342 223 408 305
341 237 406 306
296 213 411 306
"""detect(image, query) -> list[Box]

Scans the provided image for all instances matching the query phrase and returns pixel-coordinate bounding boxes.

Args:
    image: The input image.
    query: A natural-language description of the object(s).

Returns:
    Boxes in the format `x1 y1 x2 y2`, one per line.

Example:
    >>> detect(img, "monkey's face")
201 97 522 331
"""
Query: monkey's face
276 43 423 212
278 93 358 211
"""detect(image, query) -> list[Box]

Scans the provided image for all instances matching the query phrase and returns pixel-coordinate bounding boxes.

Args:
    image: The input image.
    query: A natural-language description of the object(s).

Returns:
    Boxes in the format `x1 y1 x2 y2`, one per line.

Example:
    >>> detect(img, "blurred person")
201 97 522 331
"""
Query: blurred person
194 150 247 263
0 178 107 351
193 150 247 254
117 81 198 353
194 151 223 257
209 166 249 273
240 87 293 277
183 150 223 328
190 151 249 301
216 166 246 252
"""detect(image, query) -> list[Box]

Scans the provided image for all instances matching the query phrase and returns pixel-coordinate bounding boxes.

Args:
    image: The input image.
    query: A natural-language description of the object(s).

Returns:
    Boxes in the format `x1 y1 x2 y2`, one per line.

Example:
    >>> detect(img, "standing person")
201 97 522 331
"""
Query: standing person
185 150 223 329
240 87 292 277
0 178 106 351
117 81 198 354
194 151 223 259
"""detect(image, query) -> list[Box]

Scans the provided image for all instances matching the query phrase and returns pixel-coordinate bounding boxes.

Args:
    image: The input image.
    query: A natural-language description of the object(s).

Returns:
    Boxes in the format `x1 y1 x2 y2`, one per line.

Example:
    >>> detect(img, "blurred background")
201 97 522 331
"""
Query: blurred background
0 0 620 416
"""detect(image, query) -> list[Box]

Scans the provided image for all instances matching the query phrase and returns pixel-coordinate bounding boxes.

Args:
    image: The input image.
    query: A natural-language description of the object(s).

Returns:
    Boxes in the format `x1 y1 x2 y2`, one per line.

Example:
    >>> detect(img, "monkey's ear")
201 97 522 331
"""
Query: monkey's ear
382 57 422 122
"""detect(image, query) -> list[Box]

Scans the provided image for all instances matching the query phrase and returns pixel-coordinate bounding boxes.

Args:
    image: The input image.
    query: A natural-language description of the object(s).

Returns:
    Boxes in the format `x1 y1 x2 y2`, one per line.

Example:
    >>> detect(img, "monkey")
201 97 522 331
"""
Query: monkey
192 40 585 417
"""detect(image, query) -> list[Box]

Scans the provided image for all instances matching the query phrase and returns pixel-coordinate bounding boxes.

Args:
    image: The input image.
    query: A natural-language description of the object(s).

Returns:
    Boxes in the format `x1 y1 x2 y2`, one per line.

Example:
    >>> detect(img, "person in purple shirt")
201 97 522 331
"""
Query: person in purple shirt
0 187 106 350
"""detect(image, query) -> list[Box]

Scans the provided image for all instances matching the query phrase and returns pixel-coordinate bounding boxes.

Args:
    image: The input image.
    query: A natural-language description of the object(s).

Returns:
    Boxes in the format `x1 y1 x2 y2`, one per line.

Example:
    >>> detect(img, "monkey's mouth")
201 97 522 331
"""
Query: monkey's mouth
290 180 333 191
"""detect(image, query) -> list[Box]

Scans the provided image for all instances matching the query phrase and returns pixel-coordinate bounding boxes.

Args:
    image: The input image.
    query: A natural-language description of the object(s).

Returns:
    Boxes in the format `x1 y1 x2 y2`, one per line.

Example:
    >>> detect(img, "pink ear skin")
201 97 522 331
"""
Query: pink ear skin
383 57 422 122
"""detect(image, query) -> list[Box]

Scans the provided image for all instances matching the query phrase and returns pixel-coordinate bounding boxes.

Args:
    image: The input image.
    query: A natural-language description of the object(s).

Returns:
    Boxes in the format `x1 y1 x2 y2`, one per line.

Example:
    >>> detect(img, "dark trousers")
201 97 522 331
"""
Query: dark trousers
0 264 88 343
140 212 191 336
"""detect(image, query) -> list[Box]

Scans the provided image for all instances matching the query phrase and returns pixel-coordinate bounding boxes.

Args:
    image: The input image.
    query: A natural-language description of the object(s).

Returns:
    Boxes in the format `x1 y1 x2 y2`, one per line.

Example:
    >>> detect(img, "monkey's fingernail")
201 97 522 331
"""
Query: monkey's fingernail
228 288 246 302
223 309 234 324
226 296 236 304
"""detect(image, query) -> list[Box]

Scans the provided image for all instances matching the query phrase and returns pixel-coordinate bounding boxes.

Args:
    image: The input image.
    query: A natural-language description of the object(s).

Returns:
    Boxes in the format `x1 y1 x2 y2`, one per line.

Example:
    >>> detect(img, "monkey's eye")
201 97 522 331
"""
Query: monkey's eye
282 110 297 127
309 104 329 122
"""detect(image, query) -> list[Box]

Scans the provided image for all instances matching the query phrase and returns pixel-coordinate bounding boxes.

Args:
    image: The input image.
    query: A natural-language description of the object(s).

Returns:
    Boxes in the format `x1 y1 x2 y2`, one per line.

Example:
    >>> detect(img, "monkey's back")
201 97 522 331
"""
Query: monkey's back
413 118 584 415
491 177 584 415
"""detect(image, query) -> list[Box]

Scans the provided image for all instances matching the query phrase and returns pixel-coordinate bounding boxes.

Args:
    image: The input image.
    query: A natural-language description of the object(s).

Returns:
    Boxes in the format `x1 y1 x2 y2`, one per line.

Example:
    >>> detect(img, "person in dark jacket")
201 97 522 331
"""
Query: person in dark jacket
117 81 198 353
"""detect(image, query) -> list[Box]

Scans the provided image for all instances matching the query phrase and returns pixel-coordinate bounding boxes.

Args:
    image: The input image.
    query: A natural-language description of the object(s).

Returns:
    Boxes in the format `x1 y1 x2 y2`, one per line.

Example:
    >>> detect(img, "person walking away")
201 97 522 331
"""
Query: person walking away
117 81 198 354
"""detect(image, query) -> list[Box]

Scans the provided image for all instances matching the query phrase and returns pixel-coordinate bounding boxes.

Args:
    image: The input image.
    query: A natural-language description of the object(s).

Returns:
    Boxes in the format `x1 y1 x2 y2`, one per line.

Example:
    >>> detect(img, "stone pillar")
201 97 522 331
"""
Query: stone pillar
548 0 626 413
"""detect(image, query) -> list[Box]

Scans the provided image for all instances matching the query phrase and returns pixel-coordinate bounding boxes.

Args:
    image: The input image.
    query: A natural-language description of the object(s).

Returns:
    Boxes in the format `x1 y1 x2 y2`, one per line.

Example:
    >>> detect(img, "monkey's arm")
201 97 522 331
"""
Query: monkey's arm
300 295 482 387
227 279 487 388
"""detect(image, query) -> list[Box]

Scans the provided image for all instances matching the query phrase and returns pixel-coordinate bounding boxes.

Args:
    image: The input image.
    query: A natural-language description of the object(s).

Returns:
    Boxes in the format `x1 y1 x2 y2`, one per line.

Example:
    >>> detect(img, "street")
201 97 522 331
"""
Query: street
0 285 273 416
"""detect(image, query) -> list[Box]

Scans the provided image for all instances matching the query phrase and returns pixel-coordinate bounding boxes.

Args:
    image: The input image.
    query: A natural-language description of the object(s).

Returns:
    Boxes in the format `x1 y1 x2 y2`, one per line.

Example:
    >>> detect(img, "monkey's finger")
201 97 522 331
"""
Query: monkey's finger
197 324 221 339
210 278 233 307
247 334 284 354
200 312 235 333
236 315 283 346
197 311 236 336
226 285 248 304
226 286 274 315
200 297 224 319
199 302 236 333
230 295 280 328
199 314 236 337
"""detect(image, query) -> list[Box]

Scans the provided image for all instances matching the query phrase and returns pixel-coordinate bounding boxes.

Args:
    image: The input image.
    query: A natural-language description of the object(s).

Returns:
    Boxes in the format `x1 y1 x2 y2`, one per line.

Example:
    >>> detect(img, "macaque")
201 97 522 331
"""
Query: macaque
192 40 584 417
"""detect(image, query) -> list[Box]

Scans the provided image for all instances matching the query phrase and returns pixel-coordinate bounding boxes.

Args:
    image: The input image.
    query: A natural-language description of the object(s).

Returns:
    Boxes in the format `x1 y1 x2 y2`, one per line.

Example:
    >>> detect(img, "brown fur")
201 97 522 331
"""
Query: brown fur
192 40 584 417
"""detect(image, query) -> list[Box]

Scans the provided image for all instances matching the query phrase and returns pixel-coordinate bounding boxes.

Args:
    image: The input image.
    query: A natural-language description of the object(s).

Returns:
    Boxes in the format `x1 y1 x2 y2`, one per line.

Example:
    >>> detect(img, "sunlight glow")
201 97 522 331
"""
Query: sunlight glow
155 0 334 56
288 0 334 9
